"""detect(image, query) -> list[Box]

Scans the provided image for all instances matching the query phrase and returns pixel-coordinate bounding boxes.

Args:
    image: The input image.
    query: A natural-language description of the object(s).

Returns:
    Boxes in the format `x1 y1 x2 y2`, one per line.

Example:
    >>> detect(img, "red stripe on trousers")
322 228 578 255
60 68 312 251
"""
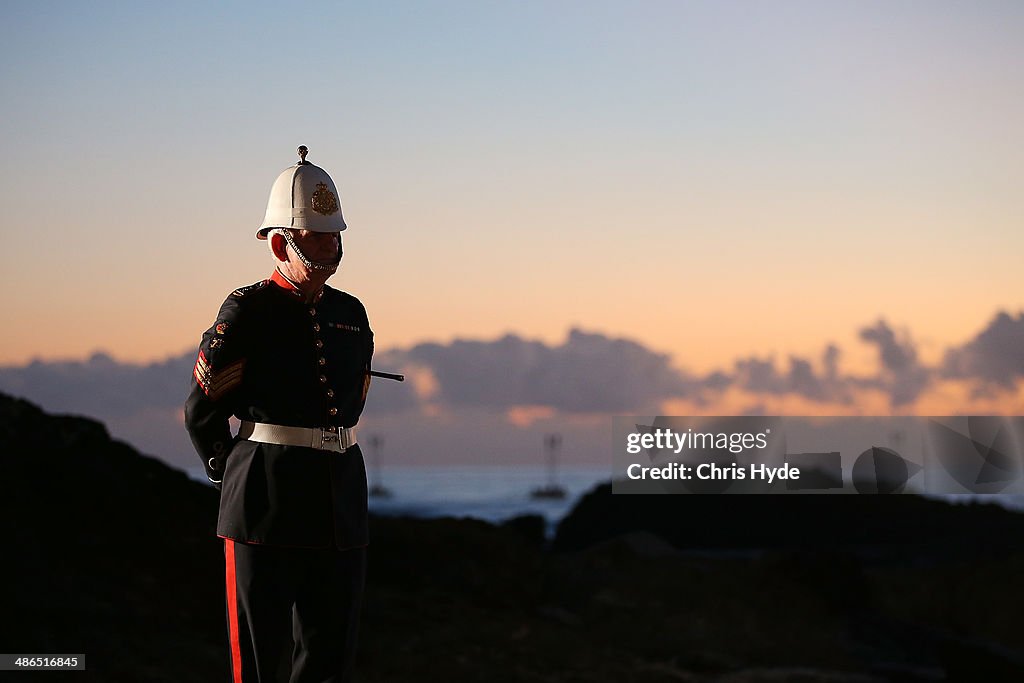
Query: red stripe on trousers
225 539 243 683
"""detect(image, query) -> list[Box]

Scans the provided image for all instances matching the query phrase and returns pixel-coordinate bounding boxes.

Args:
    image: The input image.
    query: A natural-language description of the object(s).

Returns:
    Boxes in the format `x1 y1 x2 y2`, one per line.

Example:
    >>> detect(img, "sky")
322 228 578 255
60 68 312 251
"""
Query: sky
1 2 1023 467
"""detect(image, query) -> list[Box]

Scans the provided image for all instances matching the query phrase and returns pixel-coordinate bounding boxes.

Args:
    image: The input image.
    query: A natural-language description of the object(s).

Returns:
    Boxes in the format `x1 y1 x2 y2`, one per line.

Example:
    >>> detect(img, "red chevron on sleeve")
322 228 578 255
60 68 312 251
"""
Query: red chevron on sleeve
194 350 245 401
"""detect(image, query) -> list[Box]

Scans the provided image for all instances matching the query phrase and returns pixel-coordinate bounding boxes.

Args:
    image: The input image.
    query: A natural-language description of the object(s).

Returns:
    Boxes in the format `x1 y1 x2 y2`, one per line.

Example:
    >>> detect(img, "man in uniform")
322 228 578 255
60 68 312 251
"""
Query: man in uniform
185 146 373 683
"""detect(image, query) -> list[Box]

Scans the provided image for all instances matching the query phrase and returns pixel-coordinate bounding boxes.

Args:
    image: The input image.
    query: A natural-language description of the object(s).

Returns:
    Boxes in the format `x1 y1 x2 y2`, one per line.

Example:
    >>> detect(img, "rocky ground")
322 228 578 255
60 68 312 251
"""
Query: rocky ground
1 392 1022 682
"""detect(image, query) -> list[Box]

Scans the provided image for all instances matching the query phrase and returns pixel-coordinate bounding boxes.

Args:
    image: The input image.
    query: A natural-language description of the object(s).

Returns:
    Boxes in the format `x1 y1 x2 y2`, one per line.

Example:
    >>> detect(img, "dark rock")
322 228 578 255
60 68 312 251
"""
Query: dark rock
552 482 1024 564
755 549 870 614
4 391 1024 682
941 635 1024 682
499 513 547 546
0 393 225 682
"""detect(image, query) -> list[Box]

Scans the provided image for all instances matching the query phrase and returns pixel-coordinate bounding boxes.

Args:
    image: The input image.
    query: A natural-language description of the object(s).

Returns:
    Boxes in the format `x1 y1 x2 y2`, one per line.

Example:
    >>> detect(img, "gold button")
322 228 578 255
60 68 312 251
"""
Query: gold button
318 357 326 366
312 323 320 332
315 340 324 349
326 389 335 398
328 407 338 416
309 308 316 316
319 375 327 383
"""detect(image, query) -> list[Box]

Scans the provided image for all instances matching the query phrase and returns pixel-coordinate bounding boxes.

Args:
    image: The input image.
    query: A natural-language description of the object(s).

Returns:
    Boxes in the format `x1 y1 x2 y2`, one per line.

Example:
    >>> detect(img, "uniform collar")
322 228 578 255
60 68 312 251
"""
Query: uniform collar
270 269 324 305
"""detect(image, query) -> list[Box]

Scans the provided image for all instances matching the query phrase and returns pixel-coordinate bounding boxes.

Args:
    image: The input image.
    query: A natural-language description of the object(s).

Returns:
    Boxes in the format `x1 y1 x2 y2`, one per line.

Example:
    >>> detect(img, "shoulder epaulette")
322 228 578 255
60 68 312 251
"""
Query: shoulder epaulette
231 280 270 298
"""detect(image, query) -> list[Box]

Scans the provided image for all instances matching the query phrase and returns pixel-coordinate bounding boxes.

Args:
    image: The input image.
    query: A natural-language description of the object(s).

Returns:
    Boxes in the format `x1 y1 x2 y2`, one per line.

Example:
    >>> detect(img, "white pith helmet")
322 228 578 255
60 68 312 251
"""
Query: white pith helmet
256 146 347 239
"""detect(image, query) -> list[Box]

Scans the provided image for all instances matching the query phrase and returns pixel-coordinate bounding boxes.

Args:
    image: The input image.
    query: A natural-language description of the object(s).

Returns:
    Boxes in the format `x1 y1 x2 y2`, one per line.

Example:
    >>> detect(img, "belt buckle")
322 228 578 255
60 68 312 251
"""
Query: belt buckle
319 427 343 452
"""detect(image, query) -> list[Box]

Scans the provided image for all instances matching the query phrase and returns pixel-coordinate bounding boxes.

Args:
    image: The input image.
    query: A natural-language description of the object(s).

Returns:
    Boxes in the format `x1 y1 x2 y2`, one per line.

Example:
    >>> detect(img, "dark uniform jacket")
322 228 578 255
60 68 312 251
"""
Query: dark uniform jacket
184 270 373 549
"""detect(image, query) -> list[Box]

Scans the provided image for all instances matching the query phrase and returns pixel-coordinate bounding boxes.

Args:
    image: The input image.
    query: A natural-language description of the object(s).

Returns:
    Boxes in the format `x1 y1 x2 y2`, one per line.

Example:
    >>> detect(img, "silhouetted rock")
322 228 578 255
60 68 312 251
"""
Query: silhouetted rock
500 513 547 547
553 482 1024 564
0 393 225 682
2 391 1022 682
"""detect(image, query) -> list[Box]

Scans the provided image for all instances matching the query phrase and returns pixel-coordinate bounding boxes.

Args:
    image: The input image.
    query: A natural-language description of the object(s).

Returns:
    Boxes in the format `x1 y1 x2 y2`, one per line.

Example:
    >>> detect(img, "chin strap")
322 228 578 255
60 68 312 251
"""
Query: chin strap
280 229 342 272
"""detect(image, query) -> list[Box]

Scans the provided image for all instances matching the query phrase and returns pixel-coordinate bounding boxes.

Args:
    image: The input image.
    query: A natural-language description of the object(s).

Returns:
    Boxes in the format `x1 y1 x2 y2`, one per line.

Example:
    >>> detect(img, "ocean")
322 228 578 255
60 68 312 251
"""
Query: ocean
185 464 612 536
184 463 1023 539
362 464 610 536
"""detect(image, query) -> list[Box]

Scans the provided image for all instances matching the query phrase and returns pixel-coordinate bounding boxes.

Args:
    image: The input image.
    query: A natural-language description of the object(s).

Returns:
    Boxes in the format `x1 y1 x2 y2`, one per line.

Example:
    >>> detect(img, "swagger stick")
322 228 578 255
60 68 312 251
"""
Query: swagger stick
369 370 405 382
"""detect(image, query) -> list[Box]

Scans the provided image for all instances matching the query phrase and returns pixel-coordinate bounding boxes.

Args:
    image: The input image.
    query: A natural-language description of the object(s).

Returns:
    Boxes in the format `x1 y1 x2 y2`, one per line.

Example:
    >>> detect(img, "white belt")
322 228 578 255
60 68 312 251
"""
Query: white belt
238 420 357 453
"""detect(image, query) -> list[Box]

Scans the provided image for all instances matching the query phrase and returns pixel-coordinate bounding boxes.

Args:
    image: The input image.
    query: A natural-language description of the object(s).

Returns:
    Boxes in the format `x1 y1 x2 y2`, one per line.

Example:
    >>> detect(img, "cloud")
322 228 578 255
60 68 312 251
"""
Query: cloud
0 351 194 417
730 344 854 405
387 328 700 413
941 311 1024 390
0 329 703 467
856 320 932 407
2 314 1021 469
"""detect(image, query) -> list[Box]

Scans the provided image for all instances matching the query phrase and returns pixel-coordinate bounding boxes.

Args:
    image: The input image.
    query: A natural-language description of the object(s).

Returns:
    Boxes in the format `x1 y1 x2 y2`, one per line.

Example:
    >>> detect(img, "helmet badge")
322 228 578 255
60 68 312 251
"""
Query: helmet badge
312 182 339 216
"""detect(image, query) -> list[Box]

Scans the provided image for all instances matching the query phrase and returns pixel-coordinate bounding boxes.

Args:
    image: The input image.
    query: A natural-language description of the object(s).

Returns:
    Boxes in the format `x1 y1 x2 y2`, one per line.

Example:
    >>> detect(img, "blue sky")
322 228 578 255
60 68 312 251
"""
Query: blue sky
2 1 1023 468
1 1 1022 374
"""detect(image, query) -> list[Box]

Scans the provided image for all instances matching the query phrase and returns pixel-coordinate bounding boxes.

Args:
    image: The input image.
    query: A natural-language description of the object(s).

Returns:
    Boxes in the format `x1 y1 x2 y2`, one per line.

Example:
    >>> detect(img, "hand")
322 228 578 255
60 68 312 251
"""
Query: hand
207 454 225 491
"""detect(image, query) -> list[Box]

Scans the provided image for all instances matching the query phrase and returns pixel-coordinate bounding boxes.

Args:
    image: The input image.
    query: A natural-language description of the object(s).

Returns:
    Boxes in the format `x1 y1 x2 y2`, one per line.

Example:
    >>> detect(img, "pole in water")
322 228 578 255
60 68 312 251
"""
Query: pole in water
531 433 567 499
545 433 562 487
368 434 392 498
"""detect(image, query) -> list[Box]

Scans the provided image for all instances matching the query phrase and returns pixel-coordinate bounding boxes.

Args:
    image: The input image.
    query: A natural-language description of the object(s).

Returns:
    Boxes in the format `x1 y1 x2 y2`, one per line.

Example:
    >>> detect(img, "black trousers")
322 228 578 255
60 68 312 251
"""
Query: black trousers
223 539 367 683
